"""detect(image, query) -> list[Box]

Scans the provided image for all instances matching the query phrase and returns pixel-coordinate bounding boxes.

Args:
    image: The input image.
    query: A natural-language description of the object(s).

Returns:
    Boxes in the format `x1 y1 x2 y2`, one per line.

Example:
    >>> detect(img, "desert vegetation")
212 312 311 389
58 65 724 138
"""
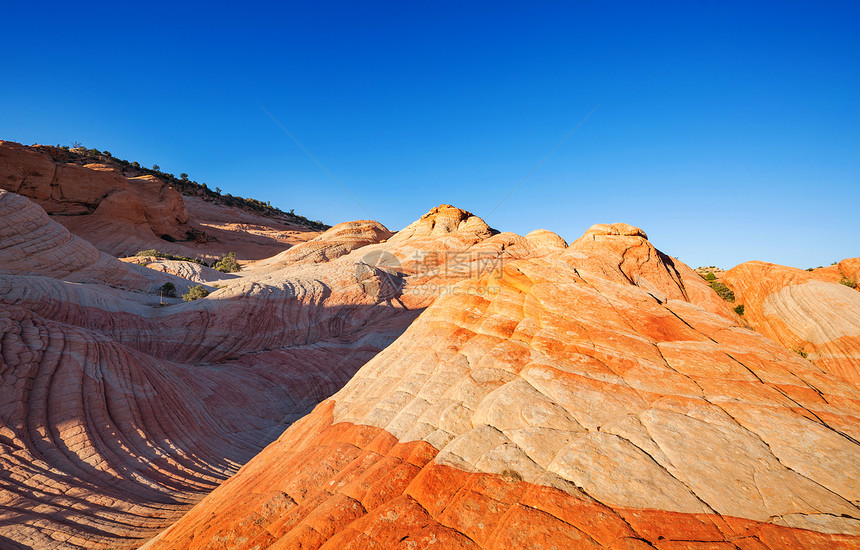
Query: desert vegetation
182 285 210 301
710 281 736 302
135 249 207 265
792 346 809 359
158 282 177 298
212 251 241 273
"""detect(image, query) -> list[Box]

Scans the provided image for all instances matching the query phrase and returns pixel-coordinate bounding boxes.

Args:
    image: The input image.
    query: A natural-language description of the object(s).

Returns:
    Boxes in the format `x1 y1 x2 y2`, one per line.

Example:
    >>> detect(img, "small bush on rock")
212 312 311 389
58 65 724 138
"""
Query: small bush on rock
213 252 241 273
710 282 735 302
182 285 210 302
134 249 207 266
159 282 176 298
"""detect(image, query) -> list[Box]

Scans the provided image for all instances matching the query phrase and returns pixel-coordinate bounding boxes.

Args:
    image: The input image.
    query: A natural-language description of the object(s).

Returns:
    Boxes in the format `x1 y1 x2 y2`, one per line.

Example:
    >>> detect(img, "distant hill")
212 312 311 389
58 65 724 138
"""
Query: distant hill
39 143 330 231
0 140 328 260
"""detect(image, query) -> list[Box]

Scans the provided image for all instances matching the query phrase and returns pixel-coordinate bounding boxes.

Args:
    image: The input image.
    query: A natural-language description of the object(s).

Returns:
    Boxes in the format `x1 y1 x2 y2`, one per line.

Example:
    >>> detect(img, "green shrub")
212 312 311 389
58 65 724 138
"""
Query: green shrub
792 346 808 359
839 278 857 289
182 285 210 302
159 282 176 298
134 249 207 266
710 282 735 302
734 304 745 316
704 272 716 281
213 251 241 273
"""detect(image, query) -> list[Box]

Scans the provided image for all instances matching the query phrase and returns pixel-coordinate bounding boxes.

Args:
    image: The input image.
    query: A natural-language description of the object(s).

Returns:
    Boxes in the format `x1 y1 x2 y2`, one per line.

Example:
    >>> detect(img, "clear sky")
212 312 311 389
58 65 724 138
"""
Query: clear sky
2 1 857 269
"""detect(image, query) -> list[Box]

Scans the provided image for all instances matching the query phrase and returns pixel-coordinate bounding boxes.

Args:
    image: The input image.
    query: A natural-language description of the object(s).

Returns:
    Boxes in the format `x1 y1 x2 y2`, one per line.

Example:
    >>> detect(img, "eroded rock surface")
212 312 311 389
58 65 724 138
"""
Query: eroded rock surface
3 169 858 549
252 220 394 272
0 194 433 549
143 223 860 549
724 260 860 389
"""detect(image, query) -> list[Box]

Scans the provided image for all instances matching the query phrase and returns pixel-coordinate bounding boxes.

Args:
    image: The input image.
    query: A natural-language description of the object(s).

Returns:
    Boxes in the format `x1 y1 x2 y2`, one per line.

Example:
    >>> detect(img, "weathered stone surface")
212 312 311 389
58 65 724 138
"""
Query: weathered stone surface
0 195 429 549
252 220 393 272
143 408 860 550
121 257 239 284
3 157 859 550
724 260 860 388
178 195 322 261
142 220 860 549
0 141 188 251
0 190 202 295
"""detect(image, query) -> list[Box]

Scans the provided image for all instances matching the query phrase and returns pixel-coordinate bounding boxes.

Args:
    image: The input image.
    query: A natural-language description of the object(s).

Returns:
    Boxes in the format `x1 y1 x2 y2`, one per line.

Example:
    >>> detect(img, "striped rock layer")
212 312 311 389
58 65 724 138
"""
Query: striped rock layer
2 185 858 549
723 260 860 390
0 191 421 549
143 222 860 549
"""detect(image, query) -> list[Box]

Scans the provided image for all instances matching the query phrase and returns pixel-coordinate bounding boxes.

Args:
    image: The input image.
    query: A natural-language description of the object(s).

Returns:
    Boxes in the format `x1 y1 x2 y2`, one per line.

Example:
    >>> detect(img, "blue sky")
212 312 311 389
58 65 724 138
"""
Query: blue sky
2 1 858 269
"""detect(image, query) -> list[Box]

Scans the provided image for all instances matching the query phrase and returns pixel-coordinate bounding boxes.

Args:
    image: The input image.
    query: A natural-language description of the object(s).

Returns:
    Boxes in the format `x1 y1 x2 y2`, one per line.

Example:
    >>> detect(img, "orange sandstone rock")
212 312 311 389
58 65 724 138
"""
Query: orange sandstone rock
142 221 860 549
724 260 860 389
0 141 321 260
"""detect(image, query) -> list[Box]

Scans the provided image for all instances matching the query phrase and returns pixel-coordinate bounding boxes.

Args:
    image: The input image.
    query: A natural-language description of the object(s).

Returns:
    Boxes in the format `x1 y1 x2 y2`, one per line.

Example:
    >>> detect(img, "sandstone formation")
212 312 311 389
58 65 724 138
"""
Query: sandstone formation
251 220 394 273
180 195 321 262
0 192 422 549
0 190 205 296
143 223 860 549
724 260 860 389
2 146 858 549
120 256 239 285
0 141 320 260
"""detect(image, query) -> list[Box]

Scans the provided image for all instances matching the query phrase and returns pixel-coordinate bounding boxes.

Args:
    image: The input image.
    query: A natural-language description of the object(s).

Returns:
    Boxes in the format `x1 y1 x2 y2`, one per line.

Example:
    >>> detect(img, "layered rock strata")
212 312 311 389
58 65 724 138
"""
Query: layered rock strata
144 223 860 549
724 260 860 389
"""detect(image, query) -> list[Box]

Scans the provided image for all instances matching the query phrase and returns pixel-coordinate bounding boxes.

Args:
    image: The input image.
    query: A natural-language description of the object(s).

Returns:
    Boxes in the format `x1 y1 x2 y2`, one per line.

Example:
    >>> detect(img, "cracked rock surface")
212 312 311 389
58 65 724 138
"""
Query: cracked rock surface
143 222 860 549
724 260 860 390
2 163 858 549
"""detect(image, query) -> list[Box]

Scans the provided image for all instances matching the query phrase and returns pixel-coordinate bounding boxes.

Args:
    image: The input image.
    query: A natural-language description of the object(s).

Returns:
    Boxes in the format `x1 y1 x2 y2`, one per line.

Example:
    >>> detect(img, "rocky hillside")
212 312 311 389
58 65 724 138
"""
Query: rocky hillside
142 223 860 550
723 259 860 390
0 141 325 261
0 165 858 549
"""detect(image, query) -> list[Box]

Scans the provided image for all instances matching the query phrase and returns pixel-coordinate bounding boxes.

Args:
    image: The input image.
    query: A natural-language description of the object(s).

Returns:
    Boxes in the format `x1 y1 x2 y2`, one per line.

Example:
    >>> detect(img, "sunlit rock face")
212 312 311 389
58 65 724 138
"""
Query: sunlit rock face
0 141 187 254
2 187 550 548
0 141 322 261
141 221 860 550
723 259 860 389
0 190 424 549
4 194 859 549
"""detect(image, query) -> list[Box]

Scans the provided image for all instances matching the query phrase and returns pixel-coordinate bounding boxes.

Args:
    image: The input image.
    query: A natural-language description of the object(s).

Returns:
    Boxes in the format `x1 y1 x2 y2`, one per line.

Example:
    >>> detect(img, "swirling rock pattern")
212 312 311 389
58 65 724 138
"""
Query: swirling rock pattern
724 260 860 389
120 257 239 285
0 193 433 549
144 224 860 549
2 184 858 549
252 220 394 272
